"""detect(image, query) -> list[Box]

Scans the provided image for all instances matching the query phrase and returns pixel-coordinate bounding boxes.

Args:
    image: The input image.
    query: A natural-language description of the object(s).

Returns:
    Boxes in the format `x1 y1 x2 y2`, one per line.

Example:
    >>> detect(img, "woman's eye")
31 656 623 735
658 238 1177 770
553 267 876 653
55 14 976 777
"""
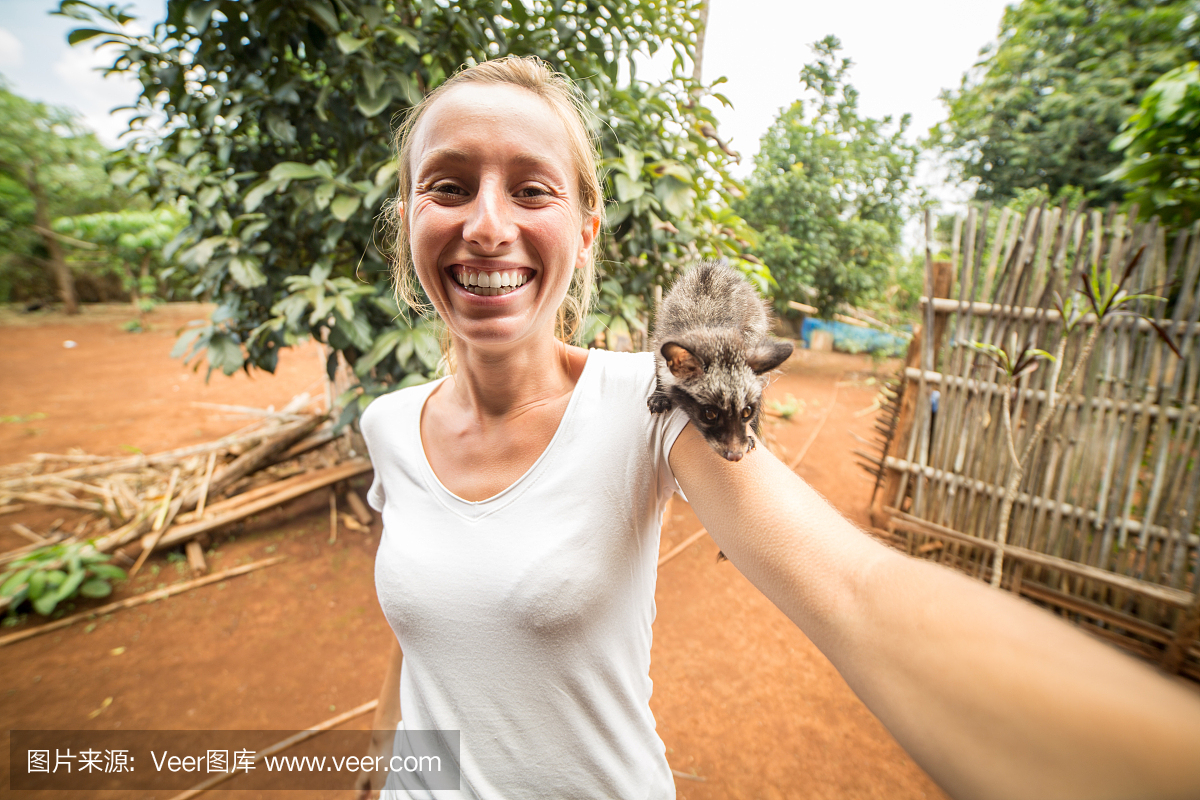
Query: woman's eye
704 408 718 421
431 183 465 197
516 185 551 199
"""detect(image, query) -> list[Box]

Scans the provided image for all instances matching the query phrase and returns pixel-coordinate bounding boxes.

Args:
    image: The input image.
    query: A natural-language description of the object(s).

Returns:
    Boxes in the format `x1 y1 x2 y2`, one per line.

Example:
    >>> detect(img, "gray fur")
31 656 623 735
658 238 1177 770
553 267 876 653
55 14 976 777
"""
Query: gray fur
647 260 794 462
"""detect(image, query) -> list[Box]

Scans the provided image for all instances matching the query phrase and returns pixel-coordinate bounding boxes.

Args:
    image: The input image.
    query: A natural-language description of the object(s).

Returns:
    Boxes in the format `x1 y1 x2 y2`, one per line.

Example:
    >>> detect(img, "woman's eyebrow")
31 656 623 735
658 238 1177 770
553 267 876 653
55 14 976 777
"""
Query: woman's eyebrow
416 147 566 177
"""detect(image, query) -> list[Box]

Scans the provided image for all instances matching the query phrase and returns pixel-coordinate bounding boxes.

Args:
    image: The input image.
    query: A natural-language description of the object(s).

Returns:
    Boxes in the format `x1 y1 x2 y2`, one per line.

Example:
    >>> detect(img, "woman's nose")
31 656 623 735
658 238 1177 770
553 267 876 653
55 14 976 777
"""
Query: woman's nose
463 182 517 252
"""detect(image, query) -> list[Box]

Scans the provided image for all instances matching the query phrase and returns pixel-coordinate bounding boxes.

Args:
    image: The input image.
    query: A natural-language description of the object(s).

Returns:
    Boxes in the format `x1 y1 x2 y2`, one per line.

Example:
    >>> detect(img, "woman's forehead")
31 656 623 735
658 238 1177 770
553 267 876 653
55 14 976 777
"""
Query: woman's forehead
410 83 574 170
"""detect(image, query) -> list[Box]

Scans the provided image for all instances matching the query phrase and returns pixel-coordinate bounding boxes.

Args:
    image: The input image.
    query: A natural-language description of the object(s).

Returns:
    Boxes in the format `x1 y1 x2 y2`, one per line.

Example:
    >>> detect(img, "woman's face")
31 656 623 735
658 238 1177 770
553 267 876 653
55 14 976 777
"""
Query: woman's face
405 82 599 352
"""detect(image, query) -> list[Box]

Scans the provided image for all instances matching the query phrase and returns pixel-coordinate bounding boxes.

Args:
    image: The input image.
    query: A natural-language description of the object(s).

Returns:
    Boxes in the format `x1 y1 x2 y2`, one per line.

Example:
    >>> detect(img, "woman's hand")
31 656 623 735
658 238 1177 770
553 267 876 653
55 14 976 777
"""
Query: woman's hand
355 639 403 799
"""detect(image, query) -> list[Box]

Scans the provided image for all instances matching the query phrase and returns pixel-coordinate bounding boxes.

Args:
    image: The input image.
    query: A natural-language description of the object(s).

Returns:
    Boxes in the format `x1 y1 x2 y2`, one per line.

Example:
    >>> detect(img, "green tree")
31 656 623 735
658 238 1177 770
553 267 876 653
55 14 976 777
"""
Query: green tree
1105 61 1200 227
931 0 1200 206
61 0 748 421
53 207 189 308
0 79 114 311
735 36 918 316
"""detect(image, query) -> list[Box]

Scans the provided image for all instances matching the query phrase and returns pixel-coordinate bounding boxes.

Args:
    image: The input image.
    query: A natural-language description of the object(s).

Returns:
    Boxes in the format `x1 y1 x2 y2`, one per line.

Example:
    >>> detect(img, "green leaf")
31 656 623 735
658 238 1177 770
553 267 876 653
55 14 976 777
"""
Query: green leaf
79 578 113 598
411 325 442 370
170 327 205 358
303 0 339 31
332 310 373 351
330 195 361 222
229 255 267 288
269 162 323 181
67 28 107 45
33 593 59 616
655 177 694 218
356 86 394 118
53 568 86 603
0 567 35 597
355 328 406 376
362 63 386 98
614 173 645 202
336 32 370 54
87 563 126 581
28 570 47 600
207 333 245 376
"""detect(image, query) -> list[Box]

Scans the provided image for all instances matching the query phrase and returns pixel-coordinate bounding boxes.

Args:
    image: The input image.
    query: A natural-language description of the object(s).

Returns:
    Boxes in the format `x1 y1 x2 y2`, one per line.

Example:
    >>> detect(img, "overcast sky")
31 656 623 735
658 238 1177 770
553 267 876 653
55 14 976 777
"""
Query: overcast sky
1 0 1013 204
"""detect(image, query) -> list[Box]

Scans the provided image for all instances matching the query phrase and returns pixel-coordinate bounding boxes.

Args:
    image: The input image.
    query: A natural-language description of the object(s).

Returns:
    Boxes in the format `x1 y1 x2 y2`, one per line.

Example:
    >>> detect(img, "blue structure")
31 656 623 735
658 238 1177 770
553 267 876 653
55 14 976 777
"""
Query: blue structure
799 317 909 356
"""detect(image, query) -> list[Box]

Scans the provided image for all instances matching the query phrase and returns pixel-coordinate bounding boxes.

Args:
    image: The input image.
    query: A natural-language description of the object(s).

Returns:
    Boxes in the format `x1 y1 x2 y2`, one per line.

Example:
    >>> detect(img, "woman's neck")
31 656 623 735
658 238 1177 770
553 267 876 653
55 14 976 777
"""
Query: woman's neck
447 333 586 421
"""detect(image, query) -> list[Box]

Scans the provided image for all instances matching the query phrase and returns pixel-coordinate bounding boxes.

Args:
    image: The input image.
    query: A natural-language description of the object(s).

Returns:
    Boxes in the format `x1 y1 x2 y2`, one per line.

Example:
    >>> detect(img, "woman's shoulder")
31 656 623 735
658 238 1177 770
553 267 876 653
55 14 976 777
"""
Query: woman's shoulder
585 348 656 392
359 377 446 440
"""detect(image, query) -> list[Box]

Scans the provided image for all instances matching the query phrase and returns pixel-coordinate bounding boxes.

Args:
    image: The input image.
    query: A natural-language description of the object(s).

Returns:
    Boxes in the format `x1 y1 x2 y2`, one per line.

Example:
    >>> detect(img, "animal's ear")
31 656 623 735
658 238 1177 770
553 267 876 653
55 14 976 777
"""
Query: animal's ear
661 342 705 380
747 338 794 374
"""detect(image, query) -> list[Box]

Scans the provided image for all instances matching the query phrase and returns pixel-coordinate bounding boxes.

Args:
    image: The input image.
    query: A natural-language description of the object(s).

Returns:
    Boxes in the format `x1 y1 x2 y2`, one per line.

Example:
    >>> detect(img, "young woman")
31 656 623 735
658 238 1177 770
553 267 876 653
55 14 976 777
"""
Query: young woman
356 56 1200 800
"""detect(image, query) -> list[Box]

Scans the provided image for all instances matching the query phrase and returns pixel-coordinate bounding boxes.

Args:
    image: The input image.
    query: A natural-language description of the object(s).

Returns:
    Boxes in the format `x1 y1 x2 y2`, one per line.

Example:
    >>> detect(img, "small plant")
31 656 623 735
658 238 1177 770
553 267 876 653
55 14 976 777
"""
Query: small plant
766 393 804 420
0 541 126 617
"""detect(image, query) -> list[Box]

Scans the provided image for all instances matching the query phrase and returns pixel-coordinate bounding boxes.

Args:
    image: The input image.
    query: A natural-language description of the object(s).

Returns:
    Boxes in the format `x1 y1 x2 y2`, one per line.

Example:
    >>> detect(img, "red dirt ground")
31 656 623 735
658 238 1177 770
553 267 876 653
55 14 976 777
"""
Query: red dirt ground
0 303 946 799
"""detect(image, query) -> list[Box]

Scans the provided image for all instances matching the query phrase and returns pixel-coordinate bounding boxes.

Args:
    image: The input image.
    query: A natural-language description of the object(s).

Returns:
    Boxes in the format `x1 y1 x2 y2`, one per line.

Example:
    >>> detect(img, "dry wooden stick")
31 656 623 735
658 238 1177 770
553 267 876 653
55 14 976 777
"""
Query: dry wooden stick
195 451 217 519
177 468 326 522
130 467 182 579
328 490 338 544
0 555 287 648
0 429 275 491
1 492 102 513
658 528 710 567
166 699 380 800
153 468 182 531
92 416 325 555
10 523 45 544
344 490 373 526
149 459 371 553
185 540 207 576
0 504 25 516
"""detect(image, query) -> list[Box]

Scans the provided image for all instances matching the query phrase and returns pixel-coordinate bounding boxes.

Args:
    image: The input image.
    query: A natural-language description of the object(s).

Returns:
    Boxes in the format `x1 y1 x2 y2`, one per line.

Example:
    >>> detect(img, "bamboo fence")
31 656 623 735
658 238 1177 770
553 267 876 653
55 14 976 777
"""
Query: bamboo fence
865 202 1200 680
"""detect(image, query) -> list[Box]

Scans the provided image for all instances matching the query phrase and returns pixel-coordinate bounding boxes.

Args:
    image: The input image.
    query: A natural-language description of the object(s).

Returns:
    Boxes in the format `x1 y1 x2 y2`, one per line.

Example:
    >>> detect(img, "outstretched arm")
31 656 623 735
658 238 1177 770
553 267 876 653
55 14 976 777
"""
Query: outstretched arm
669 424 1200 800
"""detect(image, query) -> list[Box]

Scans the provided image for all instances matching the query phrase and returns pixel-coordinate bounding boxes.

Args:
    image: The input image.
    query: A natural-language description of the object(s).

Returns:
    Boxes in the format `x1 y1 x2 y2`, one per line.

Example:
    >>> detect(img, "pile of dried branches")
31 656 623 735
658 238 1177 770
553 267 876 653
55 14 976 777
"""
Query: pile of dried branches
0 394 373 612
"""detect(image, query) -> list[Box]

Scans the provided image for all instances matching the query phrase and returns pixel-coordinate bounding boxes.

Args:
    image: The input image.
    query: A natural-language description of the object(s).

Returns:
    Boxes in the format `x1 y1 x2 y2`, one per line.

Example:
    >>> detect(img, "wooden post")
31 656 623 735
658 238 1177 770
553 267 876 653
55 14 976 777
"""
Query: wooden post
870 261 954 529
1163 594 1200 674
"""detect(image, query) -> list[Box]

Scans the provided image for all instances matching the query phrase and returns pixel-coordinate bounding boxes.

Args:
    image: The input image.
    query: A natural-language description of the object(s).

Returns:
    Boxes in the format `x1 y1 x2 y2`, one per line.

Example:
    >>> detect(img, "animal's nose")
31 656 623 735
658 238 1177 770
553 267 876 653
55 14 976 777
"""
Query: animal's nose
724 450 743 462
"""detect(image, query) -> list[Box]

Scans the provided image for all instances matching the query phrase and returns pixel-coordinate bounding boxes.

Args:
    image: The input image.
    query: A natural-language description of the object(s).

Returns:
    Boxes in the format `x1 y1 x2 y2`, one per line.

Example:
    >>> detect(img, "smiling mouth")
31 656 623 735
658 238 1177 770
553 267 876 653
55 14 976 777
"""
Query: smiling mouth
451 268 532 297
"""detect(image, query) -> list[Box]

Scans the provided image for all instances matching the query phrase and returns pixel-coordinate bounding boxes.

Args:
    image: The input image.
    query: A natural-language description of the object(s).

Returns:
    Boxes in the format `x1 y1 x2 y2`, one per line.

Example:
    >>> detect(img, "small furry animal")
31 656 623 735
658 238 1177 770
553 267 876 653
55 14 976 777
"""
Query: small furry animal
648 260 794 462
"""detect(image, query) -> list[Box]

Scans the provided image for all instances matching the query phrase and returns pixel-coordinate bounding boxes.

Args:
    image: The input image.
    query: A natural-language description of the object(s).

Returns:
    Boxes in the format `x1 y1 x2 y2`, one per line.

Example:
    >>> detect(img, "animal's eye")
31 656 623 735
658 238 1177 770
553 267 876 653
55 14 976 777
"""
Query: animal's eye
741 406 753 419
703 407 718 421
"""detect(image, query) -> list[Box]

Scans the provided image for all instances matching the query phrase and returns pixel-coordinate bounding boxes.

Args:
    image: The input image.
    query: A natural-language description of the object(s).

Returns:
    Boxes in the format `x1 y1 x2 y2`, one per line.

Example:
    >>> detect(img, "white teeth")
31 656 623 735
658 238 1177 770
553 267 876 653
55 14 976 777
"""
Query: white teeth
454 270 530 295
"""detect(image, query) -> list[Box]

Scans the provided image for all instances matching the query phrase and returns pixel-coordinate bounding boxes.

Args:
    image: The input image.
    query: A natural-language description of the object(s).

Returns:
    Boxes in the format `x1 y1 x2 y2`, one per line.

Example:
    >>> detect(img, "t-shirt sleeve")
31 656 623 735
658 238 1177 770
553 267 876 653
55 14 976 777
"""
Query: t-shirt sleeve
359 398 387 512
655 407 691 502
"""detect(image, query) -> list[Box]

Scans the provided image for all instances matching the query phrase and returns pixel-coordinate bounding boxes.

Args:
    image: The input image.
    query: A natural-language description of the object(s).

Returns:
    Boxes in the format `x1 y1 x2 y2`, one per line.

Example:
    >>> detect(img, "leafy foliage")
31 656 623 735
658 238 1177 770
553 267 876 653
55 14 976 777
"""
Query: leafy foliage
60 0 749 421
931 0 1200 206
1106 62 1200 227
735 36 919 317
0 78 117 306
52 207 190 303
0 541 126 617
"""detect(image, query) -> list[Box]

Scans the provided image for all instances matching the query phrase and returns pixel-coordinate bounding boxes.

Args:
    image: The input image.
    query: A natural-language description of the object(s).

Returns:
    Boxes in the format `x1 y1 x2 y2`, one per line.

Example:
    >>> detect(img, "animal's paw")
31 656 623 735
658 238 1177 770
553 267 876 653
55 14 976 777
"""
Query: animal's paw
647 393 672 414
747 435 757 452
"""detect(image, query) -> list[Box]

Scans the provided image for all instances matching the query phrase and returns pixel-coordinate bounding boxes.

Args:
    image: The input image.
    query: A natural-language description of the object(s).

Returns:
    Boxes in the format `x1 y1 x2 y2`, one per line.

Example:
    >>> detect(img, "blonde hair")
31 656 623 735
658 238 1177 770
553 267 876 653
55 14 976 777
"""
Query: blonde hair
385 56 603 346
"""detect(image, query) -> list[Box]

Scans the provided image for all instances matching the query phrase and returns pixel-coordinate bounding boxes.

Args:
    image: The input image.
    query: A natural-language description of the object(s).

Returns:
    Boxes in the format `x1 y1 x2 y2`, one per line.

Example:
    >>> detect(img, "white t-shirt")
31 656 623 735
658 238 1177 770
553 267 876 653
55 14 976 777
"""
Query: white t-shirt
361 349 690 799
